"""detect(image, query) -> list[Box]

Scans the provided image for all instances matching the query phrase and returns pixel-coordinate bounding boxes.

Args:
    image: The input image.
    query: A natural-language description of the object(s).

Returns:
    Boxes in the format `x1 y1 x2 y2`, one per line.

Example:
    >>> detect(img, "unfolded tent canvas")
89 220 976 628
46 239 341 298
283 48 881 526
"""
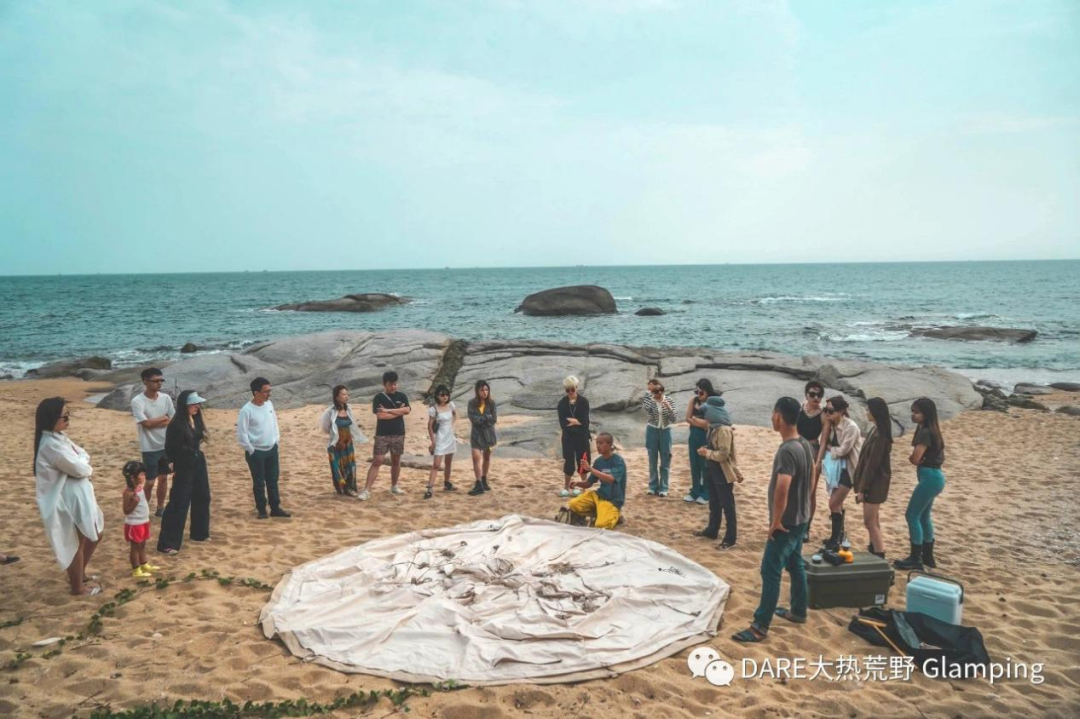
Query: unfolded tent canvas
260 514 730 685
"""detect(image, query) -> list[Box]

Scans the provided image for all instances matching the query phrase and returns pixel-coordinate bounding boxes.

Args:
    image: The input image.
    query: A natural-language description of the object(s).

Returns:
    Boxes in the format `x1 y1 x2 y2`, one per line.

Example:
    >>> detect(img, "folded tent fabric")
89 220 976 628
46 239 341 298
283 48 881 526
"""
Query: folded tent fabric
260 514 730 685
847 607 991 677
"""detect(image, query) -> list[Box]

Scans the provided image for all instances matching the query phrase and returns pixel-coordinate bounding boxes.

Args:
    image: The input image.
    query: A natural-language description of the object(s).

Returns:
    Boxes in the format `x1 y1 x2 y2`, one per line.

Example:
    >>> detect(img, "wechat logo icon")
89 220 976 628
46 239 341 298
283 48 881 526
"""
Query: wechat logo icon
688 646 736 687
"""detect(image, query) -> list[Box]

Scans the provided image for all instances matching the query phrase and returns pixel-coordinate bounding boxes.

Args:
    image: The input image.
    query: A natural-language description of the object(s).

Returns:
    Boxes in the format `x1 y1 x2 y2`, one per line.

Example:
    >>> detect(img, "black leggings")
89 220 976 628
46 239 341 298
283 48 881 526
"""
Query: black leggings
705 461 737 543
562 433 591 476
158 453 211 552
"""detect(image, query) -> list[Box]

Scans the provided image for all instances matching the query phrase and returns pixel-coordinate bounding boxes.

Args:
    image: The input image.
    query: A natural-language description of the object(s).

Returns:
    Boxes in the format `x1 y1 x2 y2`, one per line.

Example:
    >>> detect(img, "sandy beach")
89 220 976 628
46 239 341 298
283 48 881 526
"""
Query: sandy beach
1 379 1079 717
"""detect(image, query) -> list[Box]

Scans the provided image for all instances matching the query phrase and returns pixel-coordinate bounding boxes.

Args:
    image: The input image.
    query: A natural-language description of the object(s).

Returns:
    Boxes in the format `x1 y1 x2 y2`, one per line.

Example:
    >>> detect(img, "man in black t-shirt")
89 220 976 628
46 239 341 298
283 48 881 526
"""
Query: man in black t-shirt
358 371 411 501
732 396 814 643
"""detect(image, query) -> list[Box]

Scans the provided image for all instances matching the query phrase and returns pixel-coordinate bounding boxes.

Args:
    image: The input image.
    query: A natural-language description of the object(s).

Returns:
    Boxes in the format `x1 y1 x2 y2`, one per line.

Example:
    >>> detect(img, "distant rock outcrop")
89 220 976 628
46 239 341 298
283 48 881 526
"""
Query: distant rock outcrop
274 293 407 313
635 307 665 316
180 342 199 354
514 286 616 316
27 356 113 380
91 331 983 455
1013 383 1054 396
912 326 1037 343
1051 382 1080 392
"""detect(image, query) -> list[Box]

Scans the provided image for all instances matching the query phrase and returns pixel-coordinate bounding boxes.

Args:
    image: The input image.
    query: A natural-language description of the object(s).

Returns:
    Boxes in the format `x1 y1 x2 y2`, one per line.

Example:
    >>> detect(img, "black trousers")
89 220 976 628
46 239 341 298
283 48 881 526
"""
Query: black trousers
158 452 211 552
704 461 737 543
561 433 591 477
246 444 281 512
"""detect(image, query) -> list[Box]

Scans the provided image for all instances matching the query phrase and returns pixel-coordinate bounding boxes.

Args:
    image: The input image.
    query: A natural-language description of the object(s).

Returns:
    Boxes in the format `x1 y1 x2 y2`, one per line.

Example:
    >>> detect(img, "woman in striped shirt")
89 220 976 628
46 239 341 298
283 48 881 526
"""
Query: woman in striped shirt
643 380 677 497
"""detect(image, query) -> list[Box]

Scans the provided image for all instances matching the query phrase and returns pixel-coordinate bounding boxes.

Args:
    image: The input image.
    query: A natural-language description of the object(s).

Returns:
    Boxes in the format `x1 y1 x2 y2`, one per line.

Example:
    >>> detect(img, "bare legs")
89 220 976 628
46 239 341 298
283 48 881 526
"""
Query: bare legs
471 448 491 481
427 455 444 489
129 541 148 569
828 485 850 516
67 530 100 595
863 502 884 554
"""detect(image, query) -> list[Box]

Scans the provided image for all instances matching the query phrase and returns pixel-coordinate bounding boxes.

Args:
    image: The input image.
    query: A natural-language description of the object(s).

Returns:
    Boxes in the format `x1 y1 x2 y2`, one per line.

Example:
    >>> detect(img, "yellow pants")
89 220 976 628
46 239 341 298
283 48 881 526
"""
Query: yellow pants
568 491 620 530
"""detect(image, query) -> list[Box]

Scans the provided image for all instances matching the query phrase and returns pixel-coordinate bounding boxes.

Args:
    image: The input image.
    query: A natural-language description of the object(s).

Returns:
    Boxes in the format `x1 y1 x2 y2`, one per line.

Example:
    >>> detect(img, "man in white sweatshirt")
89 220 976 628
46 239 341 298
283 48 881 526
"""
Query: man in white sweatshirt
237 377 290 519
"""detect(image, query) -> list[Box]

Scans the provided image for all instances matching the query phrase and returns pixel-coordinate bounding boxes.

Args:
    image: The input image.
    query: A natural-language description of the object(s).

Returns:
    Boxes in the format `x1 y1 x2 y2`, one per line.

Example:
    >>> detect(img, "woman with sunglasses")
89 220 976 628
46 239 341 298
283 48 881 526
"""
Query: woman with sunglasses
158 390 212 555
34 398 104 596
557 376 591 498
798 381 826 541
425 384 458 499
894 397 946 571
685 379 719 505
816 395 862 551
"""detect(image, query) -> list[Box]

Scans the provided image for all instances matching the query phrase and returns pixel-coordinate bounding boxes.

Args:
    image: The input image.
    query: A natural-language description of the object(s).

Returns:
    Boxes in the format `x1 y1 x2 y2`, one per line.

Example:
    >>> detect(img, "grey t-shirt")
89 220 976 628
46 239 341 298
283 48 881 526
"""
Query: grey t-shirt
768 437 815 528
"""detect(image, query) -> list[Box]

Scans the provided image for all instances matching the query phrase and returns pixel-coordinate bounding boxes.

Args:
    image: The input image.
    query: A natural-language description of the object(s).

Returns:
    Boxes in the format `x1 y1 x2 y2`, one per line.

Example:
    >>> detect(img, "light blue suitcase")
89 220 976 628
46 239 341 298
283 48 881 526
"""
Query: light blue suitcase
905 571 964 625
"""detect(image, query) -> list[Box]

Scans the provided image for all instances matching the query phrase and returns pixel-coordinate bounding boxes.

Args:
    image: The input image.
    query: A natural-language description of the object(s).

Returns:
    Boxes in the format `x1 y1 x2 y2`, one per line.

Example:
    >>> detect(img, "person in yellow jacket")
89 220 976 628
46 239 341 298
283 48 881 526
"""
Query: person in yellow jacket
693 395 744 549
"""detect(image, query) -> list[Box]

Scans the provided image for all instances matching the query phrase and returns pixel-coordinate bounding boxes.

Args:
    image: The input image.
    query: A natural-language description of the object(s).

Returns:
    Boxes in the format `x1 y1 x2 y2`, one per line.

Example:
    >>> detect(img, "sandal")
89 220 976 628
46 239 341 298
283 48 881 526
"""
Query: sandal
774 607 807 624
424 487 434 500
731 626 767 643
159 547 179 556
717 541 737 550
443 481 456 492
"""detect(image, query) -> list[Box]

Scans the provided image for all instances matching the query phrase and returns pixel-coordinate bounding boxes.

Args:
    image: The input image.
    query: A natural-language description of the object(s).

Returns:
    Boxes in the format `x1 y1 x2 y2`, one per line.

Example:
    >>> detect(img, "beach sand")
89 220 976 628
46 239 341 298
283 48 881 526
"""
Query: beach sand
1 379 1078 717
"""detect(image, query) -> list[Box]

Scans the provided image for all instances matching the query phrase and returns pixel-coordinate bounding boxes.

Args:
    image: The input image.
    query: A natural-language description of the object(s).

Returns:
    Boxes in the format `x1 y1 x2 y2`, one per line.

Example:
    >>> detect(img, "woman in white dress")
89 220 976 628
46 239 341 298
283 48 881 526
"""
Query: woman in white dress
34 397 104 596
425 385 458 500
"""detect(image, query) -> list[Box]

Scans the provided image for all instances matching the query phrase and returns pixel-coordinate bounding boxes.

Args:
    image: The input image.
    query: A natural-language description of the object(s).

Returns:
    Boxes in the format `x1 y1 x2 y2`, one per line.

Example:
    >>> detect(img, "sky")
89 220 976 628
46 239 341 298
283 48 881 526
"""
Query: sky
1 0 1078 275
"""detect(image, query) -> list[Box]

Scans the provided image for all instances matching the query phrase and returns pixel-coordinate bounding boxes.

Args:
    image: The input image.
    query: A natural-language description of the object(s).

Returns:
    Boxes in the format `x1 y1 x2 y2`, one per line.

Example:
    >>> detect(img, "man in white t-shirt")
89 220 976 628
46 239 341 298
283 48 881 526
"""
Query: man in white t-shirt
130 367 175 517
237 376 290 520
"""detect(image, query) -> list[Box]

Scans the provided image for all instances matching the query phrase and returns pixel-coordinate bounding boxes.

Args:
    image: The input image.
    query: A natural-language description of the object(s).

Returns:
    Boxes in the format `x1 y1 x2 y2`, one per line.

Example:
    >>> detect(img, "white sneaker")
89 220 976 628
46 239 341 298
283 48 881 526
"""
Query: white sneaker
646 489 657 496
390 485 406 495
696 497 709 505
357 490 371 501
683 494 695 503
658 491 669 498
559 489 570 498
571 488 583 497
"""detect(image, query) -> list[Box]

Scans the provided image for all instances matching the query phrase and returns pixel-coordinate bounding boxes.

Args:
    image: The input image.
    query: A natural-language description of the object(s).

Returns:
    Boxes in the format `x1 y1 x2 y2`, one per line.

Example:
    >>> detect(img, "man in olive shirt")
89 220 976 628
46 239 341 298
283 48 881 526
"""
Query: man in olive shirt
732 396 815 643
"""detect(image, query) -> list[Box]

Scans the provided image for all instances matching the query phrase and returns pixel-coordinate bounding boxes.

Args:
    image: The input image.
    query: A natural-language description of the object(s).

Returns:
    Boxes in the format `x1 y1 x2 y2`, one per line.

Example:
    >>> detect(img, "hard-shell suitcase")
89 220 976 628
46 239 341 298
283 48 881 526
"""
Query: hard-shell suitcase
802 551 895 610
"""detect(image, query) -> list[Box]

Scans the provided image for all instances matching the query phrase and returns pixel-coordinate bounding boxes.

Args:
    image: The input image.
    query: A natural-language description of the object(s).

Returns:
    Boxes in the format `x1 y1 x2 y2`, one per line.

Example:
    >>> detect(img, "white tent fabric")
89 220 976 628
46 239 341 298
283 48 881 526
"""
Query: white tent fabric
260 514 729 685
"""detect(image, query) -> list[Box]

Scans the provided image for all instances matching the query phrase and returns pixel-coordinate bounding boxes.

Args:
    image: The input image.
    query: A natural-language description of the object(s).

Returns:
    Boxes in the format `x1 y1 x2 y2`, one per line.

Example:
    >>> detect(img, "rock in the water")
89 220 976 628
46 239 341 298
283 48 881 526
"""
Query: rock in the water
1050 382 1080 392
274 293 407 313
514 286 616 316
1013 382 1054 396
635 307 665 316
1056 406 1080 417
180 342 199 354
1007 395 1049 411
26 356 112 379
913 326 1037 343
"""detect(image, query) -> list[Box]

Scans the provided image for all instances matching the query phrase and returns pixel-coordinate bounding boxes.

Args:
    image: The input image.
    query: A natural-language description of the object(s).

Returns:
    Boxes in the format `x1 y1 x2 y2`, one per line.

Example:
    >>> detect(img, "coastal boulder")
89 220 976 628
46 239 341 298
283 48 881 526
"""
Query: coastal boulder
635 307 665 316
1050 382 1080 392
1056 406 1080 417
514 286 617 316
913 326 1037 343
1013 383 1054 396
180 342 199 353
26 356 112 379
274 293 407 313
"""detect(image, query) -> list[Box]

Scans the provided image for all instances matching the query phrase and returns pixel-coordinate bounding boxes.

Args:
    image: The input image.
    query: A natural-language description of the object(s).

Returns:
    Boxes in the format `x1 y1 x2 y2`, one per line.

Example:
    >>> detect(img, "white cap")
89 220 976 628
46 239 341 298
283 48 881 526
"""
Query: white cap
187 391 208 405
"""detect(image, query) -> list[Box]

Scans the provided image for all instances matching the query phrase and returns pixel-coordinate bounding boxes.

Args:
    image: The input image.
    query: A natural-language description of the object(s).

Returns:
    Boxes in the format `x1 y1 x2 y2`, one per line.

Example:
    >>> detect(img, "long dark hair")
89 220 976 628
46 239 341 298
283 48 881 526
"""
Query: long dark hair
169 390 209 450
33 396 66 472
473 380 493 406
332 384 348 410
433 384 451 406
827 395 850 417
695 378 720 399
911 397 944 451
866 397 893 445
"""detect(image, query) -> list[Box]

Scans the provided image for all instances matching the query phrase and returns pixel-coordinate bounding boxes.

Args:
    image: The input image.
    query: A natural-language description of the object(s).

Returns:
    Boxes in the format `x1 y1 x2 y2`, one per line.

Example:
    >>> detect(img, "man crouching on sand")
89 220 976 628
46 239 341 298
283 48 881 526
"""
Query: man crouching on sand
567 432 626 529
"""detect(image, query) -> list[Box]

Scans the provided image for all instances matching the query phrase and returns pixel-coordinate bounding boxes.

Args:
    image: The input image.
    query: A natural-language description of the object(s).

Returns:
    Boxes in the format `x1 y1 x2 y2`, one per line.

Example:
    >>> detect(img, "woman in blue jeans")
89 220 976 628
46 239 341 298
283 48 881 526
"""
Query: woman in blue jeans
894 397 946 571
685 379 720 505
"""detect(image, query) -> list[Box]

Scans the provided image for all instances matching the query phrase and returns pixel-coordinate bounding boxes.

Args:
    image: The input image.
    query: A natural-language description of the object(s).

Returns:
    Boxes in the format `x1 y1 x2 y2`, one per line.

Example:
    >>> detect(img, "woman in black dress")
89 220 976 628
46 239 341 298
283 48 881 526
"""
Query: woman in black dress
158 390 211 555
557 375 590 498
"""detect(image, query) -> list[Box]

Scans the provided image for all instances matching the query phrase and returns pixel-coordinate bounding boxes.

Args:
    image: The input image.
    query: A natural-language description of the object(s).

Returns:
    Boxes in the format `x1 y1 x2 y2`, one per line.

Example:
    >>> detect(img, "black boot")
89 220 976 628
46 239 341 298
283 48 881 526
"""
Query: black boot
893 542 923 570
823 512 842 551
922 540 937 569
839 509 846 546
467 480 485 496
868 544 886 559
481 476 491 492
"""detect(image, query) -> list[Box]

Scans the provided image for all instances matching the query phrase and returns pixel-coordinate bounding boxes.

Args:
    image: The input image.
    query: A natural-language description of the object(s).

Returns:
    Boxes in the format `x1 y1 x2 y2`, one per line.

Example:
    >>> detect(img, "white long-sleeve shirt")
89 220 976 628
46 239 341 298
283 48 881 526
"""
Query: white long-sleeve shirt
35 431 104 568
237 400 280 454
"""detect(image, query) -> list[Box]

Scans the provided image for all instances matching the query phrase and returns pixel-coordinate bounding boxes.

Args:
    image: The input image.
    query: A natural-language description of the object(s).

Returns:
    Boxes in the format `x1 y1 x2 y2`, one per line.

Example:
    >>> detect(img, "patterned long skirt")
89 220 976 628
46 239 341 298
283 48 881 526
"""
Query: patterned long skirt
329 441 357 495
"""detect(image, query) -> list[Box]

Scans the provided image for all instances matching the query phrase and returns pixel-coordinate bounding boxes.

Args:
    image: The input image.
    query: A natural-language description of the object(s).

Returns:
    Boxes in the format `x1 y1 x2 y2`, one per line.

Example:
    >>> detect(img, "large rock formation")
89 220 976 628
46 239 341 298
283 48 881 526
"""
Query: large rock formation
274 293 407 313
912 326 1037 343
26 356 112 380
94 330 983 457
514 286 617 316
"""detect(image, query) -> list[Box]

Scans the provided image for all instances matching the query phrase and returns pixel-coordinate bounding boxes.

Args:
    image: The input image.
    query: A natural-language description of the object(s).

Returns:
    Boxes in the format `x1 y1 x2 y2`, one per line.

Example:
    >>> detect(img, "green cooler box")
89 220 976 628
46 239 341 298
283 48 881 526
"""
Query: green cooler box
802 551 895 609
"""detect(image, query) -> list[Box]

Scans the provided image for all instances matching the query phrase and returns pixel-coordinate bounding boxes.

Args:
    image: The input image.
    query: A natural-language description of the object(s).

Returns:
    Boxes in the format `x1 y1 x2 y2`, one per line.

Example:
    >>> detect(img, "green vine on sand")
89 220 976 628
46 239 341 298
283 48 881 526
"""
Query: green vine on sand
2 571 272 672
83 688 427 718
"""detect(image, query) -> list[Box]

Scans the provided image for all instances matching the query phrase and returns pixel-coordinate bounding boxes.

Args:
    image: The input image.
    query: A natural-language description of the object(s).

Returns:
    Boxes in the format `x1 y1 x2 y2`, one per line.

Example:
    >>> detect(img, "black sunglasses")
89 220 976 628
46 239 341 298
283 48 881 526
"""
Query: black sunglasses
824 407 837 414
150 378 165 383
807 392 823 399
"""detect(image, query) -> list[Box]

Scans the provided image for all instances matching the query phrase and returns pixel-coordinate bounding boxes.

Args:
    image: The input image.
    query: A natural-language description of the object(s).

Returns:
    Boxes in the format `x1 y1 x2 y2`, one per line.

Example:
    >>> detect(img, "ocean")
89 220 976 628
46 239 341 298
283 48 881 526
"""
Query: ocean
1 261 1077 386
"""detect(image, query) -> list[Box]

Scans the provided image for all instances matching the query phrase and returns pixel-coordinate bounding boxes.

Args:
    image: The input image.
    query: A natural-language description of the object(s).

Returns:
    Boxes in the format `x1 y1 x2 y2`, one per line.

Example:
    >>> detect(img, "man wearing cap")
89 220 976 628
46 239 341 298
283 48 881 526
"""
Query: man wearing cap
130 367 174 517
237 377 290 519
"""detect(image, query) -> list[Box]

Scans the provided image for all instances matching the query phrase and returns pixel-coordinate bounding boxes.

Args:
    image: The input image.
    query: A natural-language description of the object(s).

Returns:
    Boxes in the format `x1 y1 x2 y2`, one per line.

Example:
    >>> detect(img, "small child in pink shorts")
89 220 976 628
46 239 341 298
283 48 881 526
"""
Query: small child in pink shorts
122 461 159 579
